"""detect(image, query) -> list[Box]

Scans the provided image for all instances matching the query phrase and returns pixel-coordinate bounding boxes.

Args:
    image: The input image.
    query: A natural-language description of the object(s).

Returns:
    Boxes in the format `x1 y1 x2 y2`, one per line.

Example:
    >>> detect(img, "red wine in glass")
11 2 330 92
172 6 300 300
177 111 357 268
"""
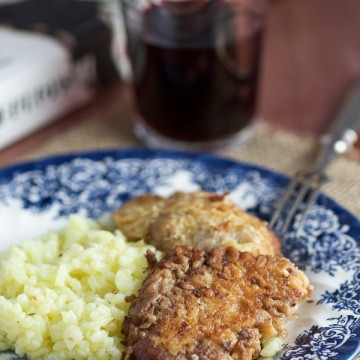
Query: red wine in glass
123 0 266 147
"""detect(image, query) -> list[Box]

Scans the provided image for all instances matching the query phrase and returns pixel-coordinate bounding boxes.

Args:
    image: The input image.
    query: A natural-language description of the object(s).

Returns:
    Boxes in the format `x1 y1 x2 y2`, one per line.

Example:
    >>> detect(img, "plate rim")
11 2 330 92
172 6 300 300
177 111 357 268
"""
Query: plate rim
1 147 359 226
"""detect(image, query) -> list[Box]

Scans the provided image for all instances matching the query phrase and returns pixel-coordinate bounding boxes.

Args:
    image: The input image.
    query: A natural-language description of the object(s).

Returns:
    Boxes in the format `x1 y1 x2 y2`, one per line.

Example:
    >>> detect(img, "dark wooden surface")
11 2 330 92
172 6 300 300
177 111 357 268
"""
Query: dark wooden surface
260 0 360 133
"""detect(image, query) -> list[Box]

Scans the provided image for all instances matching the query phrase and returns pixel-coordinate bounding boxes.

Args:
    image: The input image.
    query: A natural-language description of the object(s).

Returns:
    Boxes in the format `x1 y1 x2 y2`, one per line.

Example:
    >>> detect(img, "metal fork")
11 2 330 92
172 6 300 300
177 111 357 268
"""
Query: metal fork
269 78 360 237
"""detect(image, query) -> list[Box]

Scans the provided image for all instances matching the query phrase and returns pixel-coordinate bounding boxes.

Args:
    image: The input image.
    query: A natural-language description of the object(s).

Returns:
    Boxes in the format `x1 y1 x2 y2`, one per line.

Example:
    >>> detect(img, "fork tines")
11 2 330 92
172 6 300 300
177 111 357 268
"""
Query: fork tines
269 171 329 236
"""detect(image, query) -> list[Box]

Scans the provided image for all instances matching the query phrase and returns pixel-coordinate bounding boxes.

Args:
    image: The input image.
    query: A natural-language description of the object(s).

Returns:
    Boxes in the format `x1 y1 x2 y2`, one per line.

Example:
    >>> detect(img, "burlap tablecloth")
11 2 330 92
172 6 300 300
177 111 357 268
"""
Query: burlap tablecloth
24 88 360 218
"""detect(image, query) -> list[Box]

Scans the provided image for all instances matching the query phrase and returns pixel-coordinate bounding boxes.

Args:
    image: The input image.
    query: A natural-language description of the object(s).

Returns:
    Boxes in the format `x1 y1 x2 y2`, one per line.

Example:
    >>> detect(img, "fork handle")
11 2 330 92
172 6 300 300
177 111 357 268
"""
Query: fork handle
312 78 360 173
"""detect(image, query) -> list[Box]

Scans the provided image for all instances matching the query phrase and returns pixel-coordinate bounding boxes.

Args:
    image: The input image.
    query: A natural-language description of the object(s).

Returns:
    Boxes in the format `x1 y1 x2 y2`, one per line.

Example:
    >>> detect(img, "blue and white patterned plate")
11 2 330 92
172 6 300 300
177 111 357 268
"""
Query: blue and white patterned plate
0 149 359 360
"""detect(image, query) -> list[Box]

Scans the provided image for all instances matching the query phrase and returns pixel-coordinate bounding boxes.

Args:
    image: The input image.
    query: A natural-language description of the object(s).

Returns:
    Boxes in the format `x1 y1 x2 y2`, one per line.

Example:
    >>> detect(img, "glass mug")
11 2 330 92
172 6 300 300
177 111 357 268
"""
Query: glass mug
121 0 269 151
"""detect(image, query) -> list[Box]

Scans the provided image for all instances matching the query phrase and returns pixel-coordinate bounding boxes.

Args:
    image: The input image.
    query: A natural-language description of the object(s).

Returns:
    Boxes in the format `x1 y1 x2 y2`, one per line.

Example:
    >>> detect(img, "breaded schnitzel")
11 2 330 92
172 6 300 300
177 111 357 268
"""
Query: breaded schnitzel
122 246 312 360
112 191 281 256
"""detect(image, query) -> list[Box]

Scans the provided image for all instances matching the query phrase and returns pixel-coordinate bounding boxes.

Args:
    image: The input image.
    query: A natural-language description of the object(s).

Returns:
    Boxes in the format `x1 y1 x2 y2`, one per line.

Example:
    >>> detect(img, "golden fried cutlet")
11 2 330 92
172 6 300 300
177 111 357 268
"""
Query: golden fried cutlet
112 194 166 241
112 191 281 256
122 246 312 360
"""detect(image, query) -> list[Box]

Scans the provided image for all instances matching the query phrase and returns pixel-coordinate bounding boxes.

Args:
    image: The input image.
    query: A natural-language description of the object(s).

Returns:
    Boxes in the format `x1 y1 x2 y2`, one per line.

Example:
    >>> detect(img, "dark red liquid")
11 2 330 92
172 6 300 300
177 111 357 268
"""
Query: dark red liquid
126 2 264 142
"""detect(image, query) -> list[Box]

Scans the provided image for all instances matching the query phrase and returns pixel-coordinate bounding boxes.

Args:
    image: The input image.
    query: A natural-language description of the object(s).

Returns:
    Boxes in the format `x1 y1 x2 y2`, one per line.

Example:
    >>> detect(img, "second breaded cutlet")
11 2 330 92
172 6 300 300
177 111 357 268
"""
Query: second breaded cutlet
122 246 312 360
112 191 281 256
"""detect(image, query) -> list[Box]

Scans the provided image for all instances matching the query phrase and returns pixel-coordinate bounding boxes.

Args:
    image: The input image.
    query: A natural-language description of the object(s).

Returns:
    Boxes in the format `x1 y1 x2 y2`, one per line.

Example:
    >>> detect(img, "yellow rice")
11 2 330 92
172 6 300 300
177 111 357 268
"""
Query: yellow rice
0 215 162 360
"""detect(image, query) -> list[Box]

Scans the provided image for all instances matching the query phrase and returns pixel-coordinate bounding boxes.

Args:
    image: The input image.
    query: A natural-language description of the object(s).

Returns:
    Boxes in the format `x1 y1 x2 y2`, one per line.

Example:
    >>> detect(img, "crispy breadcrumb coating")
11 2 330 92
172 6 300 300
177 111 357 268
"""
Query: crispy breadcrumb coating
122 246 312 360
112 191 281 256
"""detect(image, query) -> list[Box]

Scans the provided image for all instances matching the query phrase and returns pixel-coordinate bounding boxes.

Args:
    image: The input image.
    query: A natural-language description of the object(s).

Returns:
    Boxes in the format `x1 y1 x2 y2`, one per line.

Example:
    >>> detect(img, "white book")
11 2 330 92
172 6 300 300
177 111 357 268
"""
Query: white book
0 27 96 150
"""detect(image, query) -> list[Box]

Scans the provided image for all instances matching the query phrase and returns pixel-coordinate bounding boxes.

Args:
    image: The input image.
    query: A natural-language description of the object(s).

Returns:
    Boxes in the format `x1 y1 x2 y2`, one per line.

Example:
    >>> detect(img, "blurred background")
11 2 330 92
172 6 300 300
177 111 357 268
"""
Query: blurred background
260 0 360 134
1 0 360 150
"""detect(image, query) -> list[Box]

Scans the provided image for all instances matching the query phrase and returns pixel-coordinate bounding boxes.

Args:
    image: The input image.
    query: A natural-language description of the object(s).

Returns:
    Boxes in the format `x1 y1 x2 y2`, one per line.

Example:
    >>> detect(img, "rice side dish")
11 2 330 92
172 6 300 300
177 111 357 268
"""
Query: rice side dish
0 215 162 360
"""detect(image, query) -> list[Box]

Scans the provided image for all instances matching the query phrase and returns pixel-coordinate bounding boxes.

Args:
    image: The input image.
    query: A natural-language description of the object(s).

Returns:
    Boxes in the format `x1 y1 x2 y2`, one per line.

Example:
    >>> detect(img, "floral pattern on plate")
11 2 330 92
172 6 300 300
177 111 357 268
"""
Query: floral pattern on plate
0 149 359 360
